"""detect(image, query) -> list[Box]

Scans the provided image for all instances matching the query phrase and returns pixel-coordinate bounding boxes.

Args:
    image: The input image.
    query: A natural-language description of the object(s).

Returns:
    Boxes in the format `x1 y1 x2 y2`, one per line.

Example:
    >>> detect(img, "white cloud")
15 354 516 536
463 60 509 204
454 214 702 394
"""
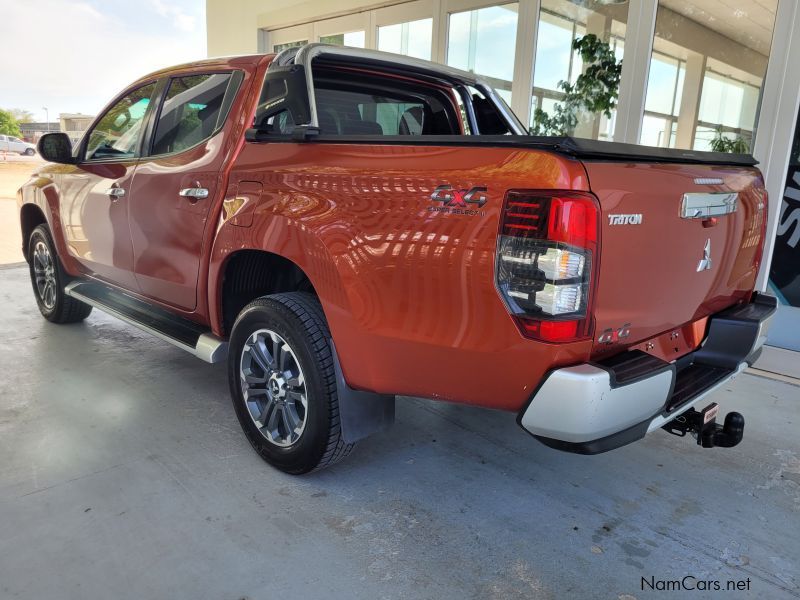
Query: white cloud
148 0 197 32
0 0 206 117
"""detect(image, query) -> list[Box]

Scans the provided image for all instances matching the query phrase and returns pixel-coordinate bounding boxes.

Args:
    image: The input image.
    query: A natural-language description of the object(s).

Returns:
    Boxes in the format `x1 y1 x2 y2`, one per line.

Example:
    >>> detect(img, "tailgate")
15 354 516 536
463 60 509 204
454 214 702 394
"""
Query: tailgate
585 162 766 356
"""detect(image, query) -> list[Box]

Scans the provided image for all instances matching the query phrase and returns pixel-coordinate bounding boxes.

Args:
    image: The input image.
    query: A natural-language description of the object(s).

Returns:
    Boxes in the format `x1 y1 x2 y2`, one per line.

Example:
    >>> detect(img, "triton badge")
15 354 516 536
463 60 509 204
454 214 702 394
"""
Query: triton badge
608 214 643 225
697 238 712 272
429 185 487 216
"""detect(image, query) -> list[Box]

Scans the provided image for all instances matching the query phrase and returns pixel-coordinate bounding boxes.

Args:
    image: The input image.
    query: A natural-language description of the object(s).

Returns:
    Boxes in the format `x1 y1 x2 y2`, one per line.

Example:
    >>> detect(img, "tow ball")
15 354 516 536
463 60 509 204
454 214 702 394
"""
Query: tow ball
662 403 745 448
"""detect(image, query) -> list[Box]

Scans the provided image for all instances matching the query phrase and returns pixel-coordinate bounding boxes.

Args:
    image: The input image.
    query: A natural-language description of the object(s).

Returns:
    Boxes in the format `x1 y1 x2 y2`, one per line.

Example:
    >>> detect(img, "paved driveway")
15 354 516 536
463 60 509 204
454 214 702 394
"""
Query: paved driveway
0 157 44 265
0 265 798 599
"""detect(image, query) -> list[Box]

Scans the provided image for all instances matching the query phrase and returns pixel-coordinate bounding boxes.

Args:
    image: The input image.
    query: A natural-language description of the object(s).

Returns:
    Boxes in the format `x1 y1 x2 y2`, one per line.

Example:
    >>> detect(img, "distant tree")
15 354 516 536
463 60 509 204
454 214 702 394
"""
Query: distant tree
0 109 22 137
9 108 35 123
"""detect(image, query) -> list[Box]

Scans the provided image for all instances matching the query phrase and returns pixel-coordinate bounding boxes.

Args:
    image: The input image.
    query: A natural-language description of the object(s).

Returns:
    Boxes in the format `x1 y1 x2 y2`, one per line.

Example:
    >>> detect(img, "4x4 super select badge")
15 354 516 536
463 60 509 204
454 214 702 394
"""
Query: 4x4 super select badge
429 185 487 216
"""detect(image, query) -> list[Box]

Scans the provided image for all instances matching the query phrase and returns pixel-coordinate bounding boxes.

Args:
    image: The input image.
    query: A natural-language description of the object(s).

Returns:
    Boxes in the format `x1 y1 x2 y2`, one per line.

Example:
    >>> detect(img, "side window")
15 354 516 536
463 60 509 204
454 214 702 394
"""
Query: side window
151 73 235 155
470 87 511 135
85 83 157 161
312 71 460 136
264 110 296 134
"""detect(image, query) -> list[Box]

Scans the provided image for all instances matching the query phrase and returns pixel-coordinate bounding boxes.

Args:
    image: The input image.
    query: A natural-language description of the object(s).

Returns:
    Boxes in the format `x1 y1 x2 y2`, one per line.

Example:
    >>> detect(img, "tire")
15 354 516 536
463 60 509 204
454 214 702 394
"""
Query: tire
24 148 35 156
228 292 353 474
27 224 92 323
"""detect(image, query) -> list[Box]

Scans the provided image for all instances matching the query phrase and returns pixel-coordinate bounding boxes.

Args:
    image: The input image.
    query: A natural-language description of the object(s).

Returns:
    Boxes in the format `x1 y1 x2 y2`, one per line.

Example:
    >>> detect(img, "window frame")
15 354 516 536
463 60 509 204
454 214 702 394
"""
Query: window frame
143 69 245 160
374 1 435 60
313 13 370 47
444 1 520 100
78 79 161 164
267 23 313 53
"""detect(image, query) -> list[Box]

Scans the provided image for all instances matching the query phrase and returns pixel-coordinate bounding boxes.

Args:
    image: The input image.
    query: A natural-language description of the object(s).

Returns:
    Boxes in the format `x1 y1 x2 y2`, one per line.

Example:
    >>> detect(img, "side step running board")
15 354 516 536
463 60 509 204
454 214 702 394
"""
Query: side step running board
65 280 228 363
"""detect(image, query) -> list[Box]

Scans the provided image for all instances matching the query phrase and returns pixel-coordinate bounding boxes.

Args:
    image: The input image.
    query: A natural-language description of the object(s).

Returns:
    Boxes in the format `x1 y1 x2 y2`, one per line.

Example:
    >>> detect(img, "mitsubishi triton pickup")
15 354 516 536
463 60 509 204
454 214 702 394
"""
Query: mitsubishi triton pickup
18 44 776 473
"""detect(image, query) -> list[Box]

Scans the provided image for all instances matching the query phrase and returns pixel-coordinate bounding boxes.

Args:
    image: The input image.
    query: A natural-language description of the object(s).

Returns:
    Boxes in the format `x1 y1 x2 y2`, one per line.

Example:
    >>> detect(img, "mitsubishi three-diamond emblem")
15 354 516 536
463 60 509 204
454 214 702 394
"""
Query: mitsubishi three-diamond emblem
697 238 712 272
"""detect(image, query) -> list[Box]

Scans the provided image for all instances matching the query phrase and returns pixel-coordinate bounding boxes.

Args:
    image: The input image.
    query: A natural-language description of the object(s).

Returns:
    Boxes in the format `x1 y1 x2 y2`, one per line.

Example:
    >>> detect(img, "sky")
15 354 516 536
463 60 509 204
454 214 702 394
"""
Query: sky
0 0 207 121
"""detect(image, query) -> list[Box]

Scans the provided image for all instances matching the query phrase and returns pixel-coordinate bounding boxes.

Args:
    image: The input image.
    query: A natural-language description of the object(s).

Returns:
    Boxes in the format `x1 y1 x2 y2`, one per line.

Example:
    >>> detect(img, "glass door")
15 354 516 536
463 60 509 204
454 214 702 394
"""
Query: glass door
767 105 800 351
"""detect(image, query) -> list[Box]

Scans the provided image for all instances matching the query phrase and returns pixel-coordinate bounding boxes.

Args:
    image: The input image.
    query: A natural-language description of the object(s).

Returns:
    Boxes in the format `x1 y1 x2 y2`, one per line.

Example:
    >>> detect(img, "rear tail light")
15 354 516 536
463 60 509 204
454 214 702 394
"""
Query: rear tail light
753 188 768 270
496 190 600 342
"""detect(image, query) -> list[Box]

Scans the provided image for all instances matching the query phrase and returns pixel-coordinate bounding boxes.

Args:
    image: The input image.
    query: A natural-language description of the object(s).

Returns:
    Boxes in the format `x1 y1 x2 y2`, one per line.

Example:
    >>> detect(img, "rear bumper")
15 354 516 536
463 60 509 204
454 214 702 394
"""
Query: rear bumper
517 293 777 454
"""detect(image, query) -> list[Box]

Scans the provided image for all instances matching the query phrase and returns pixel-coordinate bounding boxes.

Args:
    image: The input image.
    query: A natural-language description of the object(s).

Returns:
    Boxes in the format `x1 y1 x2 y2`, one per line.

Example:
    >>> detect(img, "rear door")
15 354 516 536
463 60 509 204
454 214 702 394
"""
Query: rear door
127 71 244 311
585 161 766 355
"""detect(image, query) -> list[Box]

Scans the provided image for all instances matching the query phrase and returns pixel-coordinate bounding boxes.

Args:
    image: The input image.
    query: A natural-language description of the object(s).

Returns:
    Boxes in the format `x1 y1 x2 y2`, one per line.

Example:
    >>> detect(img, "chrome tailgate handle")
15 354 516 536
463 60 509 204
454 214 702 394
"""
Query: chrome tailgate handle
681 192 738 219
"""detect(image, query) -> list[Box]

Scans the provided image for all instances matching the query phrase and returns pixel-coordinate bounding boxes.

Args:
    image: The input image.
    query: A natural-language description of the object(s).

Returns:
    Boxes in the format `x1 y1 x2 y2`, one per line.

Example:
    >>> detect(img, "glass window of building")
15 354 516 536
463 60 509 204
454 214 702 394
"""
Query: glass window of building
319 31 366 48
274 40 307 53
446 3 519 102
378 18 433 60
641 1 777 151
640 52 685 147
531 0 628 140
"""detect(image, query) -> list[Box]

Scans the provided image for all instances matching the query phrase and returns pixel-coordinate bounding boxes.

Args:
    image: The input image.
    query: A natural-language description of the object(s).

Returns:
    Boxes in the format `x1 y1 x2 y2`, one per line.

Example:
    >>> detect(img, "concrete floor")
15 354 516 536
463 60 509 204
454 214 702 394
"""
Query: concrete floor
0 265 798 600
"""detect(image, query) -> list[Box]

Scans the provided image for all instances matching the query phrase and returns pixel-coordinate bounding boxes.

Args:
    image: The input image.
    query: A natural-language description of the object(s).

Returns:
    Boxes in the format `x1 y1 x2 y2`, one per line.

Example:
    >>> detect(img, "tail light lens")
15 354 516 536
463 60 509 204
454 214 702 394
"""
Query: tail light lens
753 188 768 270
496 190 600 342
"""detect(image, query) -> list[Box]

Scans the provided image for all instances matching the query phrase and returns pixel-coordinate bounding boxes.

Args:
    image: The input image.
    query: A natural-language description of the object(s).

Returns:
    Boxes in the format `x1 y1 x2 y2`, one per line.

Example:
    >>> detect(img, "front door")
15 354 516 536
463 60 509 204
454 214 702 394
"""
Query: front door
59 82 158 290
127 72 241 311
768 105 800 351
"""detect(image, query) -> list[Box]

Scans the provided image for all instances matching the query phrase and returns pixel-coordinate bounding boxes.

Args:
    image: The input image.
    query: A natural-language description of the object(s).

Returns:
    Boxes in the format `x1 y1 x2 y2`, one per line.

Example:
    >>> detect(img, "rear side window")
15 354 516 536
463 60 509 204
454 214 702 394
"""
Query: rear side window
151 73 238 155
313 70 460 136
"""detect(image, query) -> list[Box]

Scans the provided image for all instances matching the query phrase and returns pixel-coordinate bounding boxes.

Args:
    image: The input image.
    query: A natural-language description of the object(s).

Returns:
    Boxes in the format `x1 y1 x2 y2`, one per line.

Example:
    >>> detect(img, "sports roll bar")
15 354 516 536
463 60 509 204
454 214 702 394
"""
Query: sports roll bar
269 43 527 135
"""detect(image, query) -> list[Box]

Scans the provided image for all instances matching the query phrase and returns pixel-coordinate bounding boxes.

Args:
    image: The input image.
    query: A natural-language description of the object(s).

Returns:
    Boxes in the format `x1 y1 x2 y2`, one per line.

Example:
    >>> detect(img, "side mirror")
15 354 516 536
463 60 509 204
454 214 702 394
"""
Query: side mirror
37 132 75 164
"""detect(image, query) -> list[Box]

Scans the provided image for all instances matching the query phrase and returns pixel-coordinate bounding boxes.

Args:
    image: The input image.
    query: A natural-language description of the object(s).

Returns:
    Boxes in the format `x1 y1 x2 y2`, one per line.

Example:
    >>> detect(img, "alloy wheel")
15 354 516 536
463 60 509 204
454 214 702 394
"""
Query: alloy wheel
240 328 308 447
33 241 57 309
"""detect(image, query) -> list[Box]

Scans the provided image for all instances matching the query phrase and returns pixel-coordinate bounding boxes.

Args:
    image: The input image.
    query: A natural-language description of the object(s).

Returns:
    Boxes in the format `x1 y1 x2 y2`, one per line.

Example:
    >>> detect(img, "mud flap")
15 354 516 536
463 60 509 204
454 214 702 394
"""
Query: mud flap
330 341 395 444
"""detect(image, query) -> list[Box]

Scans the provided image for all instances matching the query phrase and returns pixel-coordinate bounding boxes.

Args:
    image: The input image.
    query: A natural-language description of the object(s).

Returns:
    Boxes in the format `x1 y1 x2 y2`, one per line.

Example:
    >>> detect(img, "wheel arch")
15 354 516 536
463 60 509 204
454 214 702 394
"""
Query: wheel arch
19 203 48 262
216 249 320 336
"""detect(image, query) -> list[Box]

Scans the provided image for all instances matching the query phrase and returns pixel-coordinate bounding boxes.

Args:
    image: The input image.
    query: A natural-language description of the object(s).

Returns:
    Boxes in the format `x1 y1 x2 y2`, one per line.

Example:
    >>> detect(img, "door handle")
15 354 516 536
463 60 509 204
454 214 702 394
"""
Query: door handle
179 183 209 199
105 187 125 200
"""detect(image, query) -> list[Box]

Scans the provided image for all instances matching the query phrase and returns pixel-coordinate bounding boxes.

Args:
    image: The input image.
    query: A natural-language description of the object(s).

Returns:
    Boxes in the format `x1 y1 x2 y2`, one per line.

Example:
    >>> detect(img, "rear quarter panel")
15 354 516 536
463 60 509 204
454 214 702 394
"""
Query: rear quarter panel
212 142 591 410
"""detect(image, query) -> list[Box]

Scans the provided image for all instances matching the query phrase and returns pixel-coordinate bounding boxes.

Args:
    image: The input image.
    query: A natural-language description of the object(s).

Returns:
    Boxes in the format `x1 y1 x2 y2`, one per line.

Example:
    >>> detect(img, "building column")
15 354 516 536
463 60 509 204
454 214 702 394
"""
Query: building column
613 0 658 143
674 52 705 149
754 0 800 290
509 0 540 129
432 0 447 64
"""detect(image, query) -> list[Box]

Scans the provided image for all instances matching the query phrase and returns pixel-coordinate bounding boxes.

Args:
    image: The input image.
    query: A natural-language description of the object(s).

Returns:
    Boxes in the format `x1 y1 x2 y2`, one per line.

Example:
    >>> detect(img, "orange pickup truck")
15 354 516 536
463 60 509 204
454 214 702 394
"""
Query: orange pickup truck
19 45 776 473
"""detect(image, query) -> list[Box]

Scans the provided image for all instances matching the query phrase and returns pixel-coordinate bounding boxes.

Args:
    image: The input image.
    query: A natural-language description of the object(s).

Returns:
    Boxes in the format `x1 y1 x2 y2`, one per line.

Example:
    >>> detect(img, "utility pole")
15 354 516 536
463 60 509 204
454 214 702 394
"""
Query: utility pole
42 107 49 132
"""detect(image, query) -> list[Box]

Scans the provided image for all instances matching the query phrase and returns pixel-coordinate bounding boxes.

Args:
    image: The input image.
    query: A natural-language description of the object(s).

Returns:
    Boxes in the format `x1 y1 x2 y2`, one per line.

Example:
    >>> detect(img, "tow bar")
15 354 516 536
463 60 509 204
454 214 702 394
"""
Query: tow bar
662 403 745 448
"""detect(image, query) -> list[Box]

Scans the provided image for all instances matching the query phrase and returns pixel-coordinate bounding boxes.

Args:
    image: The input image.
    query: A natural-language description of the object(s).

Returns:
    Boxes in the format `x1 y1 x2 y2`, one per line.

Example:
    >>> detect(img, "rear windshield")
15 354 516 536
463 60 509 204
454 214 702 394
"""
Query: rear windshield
312 69 462 135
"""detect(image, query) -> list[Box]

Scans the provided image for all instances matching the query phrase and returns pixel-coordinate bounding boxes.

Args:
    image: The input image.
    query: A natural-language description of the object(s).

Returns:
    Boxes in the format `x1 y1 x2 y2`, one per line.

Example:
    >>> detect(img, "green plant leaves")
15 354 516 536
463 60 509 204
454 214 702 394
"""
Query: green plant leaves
531 34 622 137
